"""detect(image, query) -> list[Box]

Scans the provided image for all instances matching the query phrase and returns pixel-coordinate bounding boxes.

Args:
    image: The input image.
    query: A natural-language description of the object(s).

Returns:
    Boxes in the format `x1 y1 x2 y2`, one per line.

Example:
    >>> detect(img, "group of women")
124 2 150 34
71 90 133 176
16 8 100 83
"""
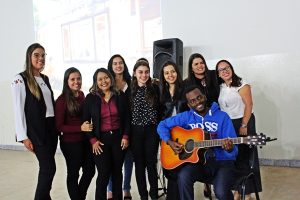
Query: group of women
12 43 262 200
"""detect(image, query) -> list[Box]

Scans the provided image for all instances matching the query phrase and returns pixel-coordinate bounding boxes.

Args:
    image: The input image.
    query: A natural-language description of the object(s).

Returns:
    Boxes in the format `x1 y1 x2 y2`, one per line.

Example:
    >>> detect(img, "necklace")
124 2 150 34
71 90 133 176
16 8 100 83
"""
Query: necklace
201 78 206 87
104 92 111 102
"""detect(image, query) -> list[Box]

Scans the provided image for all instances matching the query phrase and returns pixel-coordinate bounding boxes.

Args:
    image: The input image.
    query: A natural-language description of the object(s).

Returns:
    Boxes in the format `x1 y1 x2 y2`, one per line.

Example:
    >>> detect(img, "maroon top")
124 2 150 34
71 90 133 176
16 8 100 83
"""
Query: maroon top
100 96 120 132
55 91 85 142
89 95 128 144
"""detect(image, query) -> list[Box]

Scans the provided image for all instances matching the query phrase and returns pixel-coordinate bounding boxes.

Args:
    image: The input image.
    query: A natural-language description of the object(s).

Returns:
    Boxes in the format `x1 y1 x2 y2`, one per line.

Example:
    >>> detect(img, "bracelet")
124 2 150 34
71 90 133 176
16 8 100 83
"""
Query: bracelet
241 123 247 128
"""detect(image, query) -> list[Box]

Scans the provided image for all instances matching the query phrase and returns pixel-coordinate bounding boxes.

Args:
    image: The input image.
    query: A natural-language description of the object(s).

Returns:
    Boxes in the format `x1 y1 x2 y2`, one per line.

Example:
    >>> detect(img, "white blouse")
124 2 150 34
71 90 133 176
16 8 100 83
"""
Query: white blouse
11 74 54 142
122 82 128 93
218 80 251 119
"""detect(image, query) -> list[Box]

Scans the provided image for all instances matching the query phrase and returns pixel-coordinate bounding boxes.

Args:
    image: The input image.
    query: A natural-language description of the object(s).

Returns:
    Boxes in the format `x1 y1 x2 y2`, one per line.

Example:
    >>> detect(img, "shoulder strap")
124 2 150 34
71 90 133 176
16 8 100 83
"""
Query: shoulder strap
19 72 26 81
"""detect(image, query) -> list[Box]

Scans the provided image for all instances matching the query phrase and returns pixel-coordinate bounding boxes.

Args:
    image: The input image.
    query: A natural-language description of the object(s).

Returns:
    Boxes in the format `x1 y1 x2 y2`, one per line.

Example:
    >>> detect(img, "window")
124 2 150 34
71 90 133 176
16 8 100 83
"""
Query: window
33 0 162 96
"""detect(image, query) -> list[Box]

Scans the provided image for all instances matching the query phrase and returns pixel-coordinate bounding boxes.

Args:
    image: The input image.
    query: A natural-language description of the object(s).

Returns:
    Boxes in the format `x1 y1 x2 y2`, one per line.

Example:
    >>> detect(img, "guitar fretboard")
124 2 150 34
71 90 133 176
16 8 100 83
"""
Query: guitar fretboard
194 137 244 148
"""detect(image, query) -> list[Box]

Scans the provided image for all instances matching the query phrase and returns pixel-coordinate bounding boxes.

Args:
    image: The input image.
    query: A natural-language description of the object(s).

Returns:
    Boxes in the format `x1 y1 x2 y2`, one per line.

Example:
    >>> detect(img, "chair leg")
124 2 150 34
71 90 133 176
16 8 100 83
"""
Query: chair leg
203 183 212 200
158 165 167 198
240 172 260 200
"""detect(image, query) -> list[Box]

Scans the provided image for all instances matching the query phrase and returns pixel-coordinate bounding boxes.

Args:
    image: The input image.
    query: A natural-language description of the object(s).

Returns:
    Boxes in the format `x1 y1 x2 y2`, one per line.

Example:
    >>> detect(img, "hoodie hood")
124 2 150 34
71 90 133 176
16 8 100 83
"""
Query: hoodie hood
209 102 220 114
190 102 219 124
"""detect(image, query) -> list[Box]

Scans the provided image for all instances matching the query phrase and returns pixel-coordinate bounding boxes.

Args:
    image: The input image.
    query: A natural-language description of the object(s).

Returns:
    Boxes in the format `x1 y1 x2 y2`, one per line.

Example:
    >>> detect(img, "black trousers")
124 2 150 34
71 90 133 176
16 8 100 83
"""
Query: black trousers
131 125 160 200
93 130 125 200
60 139 95 200
163 168 180 200
32 117 58 200
232 114 262 194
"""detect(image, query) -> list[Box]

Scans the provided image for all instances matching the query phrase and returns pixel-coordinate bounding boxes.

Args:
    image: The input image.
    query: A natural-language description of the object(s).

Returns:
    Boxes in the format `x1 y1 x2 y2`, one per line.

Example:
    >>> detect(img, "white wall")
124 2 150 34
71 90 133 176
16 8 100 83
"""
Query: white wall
0 0 35 147
1 0 299 161
161 0 300 160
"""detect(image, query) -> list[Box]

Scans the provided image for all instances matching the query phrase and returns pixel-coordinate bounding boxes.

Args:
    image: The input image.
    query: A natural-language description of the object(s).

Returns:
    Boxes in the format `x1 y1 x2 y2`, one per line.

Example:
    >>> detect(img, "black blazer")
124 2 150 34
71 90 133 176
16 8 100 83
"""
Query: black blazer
161 99 189 121
82 91 130 141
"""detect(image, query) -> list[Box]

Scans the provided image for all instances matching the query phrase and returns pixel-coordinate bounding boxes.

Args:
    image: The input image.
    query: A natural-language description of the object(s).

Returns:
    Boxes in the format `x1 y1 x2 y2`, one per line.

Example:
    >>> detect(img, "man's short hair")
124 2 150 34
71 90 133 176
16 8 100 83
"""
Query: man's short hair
184 85 204 96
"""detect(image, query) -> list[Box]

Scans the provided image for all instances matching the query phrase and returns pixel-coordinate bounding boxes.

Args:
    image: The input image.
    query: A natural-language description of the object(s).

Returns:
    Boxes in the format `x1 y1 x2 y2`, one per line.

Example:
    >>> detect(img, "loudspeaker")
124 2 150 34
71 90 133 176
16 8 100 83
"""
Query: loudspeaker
153 38 183 79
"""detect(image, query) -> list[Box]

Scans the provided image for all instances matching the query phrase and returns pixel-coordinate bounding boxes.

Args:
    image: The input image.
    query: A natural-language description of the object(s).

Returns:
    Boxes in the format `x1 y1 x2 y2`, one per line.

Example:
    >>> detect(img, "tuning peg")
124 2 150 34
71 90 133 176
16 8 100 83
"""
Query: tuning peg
266 137 278 142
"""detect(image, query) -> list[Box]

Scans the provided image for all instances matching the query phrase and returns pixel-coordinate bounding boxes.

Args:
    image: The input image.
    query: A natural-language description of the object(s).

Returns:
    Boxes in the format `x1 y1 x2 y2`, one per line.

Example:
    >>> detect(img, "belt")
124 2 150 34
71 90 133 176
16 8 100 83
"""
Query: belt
102 129 119 134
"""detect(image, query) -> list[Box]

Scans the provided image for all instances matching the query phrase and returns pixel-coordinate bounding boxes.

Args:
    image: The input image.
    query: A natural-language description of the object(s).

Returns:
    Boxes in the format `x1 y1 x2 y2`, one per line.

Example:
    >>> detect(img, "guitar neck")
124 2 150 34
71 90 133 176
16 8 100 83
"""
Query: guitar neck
195 137 244 148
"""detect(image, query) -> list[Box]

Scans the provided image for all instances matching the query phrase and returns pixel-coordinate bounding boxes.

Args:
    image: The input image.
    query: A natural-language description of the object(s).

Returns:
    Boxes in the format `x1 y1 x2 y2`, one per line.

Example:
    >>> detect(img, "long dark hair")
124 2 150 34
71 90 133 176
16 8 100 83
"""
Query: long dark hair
23 43 46 100
159 60 183 104
215 59 242 87
186 53 212 86
89 68 118 96
107 54 131 85
131 60 157 107
61 67 82 116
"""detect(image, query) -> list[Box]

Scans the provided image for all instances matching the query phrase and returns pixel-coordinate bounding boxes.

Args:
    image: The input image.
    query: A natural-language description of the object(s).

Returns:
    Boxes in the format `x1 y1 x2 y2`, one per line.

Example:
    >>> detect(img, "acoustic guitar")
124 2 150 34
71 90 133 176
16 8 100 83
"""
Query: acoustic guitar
160 126 267 170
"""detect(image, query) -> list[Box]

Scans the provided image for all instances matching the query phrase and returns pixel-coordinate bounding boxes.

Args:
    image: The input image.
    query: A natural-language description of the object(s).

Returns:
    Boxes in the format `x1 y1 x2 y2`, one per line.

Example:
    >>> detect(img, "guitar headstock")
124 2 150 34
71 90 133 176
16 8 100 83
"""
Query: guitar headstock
243 133 267 146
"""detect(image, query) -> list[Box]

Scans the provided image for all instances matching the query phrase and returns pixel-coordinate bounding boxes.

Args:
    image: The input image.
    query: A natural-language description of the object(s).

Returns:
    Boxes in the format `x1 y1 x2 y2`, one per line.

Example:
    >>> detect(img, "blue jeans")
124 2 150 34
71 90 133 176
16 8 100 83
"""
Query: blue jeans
107 149 134 192
177 160 235 200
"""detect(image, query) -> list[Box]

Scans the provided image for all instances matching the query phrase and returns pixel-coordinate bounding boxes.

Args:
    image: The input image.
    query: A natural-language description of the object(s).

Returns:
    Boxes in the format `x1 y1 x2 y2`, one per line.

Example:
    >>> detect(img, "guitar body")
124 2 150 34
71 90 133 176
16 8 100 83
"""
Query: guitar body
160 126 269 170
160 126 208 170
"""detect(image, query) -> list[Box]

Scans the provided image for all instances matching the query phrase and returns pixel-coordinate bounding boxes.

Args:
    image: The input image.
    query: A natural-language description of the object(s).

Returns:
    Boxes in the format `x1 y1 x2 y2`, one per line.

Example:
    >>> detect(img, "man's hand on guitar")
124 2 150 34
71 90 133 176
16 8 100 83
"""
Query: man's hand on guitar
167 140 183 154
222 138 233 152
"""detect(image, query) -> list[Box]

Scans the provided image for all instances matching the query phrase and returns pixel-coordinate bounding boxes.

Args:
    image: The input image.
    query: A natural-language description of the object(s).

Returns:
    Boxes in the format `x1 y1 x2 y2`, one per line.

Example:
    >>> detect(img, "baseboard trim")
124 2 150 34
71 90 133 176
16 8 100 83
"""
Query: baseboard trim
0 144 62 153
259 158 300 168
1 144 299 167
0 144 25 151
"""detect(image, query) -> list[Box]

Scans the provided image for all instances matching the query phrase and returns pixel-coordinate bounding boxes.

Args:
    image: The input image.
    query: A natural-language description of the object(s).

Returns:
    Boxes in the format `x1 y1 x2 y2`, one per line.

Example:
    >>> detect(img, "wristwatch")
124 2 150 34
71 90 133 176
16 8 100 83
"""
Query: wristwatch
241 123 247 128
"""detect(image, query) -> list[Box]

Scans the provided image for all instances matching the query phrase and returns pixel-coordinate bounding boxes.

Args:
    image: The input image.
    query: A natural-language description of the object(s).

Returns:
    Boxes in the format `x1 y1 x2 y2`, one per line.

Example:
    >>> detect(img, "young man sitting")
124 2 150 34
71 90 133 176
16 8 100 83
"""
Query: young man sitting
157 85 238 200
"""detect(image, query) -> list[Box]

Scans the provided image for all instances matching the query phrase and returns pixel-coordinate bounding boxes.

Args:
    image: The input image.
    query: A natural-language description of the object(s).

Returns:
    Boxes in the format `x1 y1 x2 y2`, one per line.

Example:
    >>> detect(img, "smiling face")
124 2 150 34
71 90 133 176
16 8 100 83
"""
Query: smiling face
112 56 124 75
31 48 46 75
97 71 112 92
68 72 82 94
192 57 206 76
186 88 207 115
163 64 177 85
217 61 233 82
134 65 150 86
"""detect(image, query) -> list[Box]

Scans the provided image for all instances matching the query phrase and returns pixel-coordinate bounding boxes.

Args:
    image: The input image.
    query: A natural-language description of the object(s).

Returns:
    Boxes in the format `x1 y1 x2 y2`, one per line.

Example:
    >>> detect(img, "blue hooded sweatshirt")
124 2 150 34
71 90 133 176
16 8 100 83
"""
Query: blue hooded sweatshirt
157 102 238 161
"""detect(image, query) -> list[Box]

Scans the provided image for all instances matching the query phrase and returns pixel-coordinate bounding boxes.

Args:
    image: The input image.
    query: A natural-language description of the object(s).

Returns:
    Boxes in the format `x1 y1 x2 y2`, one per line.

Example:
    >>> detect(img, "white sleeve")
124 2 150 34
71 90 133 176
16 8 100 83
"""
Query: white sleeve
238 79 249 91
11 74 28 142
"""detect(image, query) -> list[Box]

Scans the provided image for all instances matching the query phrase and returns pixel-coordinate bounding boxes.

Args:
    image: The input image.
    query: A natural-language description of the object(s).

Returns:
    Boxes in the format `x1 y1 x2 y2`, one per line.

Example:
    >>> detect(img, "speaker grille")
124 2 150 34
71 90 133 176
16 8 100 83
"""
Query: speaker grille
153 38 183 79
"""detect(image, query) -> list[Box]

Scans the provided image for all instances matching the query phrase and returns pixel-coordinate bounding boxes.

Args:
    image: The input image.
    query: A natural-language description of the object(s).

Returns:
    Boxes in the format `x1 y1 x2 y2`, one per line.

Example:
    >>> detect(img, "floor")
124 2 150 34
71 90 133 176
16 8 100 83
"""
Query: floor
0 149 299 200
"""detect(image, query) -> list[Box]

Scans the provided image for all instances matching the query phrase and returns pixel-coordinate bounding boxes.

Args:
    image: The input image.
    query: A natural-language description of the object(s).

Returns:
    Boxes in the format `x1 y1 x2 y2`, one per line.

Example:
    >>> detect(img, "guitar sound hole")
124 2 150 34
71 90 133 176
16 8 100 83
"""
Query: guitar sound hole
185 139 194 153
